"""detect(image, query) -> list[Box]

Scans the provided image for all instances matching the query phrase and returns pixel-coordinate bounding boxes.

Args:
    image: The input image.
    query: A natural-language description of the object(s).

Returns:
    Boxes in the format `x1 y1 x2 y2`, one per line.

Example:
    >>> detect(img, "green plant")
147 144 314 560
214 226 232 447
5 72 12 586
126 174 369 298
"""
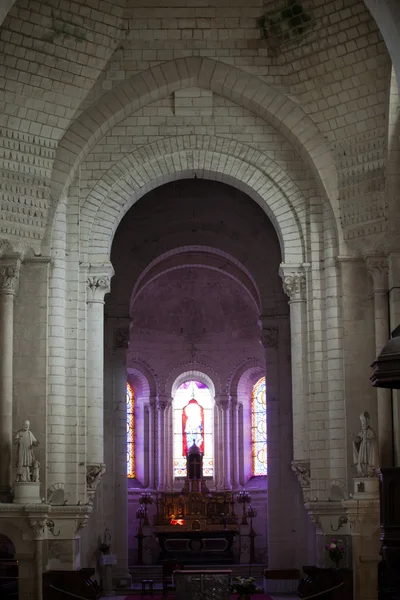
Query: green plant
231 576 262 595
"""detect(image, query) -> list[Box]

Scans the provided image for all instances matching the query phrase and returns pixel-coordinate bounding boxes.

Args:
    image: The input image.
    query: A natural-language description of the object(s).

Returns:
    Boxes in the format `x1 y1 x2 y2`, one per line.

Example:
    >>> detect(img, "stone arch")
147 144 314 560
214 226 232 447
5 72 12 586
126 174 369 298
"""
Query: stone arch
0 520 31 558
48 57 341 249
81 137 311 265
167 363 221 401
127 360 157 402
229 358 265 400
131 246 261 314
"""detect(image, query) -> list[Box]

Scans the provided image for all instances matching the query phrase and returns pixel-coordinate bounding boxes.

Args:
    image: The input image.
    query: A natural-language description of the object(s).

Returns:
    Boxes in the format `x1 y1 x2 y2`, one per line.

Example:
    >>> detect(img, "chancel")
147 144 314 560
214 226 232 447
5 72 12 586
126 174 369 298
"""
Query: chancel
1 3 400 600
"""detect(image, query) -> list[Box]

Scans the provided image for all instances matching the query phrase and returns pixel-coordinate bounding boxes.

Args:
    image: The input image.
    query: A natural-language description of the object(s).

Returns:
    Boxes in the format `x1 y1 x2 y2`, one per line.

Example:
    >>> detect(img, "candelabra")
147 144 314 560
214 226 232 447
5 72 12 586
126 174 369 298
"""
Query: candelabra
135 506 146 565
247 505 257 564
237 490 251 525
139 491 153 526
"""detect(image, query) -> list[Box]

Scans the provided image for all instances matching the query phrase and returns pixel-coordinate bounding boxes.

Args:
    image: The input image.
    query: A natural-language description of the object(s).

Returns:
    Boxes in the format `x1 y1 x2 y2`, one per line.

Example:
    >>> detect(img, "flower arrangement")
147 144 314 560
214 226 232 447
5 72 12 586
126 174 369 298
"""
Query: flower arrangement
231 576 262 597
325 538 345 569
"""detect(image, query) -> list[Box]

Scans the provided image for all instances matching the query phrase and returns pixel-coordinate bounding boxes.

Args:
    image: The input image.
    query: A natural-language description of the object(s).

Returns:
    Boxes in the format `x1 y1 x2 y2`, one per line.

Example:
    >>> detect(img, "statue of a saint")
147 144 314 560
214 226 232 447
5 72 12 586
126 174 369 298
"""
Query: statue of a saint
14 420 39 482
352 411 379 477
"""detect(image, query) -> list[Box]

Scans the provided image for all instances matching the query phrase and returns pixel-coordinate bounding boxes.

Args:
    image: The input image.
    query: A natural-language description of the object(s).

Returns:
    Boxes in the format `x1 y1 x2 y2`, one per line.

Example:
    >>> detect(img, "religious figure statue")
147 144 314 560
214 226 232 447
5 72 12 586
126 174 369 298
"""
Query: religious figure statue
31 460 40 482
352 411 379 477
14 420 39 482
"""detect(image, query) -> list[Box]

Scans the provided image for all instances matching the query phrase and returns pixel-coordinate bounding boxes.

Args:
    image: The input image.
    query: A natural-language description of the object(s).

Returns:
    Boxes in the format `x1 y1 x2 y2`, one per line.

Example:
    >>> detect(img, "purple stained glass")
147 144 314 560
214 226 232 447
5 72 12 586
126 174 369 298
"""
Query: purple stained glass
251 376 267 476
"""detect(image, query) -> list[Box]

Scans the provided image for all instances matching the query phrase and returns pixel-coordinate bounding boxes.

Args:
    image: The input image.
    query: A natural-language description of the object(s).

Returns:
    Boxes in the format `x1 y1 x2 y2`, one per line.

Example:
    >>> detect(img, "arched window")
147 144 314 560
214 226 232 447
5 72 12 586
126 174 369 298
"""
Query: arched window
127 382 135 478
252 376 267 476
173 380 213 477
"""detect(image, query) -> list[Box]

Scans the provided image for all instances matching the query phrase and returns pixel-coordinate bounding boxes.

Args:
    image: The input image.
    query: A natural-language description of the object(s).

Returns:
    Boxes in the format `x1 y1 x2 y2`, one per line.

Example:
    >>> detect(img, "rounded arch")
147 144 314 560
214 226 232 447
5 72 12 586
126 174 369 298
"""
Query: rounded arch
49 58 338 225
131 246 261 314
229 358 265 400
79 137 312 265
0 520 31 558
168 364 220 400
127 360 158 402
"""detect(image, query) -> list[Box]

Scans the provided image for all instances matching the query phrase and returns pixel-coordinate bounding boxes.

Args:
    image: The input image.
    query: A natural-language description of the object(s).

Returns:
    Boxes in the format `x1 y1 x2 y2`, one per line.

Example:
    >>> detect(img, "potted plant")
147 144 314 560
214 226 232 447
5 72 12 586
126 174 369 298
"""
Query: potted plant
231 576 261 600
324 538 345 569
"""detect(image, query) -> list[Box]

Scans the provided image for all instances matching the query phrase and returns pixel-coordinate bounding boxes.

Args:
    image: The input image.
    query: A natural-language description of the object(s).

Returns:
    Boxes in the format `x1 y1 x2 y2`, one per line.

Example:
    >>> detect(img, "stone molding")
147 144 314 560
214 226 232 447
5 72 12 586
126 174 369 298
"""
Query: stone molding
157 397 169 411
217 393 230 409
29 518 46 540
366 255 389 292
291 460 311 502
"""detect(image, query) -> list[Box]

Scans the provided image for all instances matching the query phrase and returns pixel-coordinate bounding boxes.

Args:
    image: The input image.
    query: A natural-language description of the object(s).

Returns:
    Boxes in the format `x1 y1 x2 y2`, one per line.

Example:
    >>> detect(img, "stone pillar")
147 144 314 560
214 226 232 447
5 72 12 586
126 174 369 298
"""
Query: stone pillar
259 321 281 567
148 398 156 489
279 265 309 463
219 394 231 488
86 266 113 497
29 518 46 600
0 256 21 502
157 396 168 491
112 327 131 584
367 256 393 467
231 395 239 488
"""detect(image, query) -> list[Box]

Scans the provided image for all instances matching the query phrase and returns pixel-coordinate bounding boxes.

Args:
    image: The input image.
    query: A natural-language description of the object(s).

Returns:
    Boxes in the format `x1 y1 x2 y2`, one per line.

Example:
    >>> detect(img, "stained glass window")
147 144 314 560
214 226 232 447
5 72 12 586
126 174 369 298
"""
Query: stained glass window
252 376 267 476
173 380 213 478
127 382 135 478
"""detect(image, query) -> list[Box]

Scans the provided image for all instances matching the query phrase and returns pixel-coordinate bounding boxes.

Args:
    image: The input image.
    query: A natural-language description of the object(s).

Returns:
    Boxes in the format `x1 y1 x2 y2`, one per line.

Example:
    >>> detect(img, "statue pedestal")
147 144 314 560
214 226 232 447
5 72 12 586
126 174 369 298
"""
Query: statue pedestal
13 481 41 504
353 477 379 499
100 554 116 596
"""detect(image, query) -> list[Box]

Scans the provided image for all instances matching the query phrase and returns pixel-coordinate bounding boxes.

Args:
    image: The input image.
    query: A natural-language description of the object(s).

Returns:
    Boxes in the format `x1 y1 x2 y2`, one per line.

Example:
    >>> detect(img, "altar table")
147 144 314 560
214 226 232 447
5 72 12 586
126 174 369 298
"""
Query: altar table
174 569 232 600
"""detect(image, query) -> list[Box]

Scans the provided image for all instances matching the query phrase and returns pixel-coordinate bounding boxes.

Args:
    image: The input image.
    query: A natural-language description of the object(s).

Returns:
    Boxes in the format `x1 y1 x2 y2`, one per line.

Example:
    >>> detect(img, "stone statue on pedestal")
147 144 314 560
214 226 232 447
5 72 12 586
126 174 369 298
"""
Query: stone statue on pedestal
352 411 379 477
14 420 39 482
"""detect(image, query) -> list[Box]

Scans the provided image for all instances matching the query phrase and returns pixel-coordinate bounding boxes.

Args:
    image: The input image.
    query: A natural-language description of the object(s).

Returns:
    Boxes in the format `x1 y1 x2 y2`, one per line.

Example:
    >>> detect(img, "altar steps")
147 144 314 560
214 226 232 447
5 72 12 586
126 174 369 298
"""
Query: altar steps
128 563 265 583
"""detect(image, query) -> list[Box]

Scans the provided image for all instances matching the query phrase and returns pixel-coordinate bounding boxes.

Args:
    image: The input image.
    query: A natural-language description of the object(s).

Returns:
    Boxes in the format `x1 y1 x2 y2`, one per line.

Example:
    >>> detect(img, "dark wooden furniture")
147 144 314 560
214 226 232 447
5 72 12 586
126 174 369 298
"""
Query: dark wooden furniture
378 468 400 600
298 566 352 600
141 579 154 598
162 562 183 598
155 530 236 564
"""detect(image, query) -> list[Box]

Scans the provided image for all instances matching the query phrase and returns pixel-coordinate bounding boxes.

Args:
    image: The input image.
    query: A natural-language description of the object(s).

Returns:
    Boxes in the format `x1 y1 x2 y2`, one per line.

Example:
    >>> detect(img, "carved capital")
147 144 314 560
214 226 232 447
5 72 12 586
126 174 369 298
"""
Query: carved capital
218 394 230 409
29 518 46 540
86 463 106 492
366 255 389 292
157 397 169 411
260 327 278 348
279 264 307 301
114 327 129 349
0 259 21 295
76 516 90 531
86 275 111 303
291 460 310 488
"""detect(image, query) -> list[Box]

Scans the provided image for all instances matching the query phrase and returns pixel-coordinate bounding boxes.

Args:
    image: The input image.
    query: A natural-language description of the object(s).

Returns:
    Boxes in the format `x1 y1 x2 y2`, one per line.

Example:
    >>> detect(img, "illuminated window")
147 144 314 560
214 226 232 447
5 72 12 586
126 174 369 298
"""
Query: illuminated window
127 382 135 478
252 376 267 476
173 380 213 477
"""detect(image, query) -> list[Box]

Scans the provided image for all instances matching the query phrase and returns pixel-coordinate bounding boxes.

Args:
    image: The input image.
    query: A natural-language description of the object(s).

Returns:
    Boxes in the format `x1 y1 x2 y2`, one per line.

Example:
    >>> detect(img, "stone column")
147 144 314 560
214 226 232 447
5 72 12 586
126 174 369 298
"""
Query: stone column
367 256 393 467
230 395 239 488
0 256 21 502
148 398 157 489
157 396 168 491
219 394 231 488
112 326 131 584
279 265 309 464
29 518 46 600
86 266 112 498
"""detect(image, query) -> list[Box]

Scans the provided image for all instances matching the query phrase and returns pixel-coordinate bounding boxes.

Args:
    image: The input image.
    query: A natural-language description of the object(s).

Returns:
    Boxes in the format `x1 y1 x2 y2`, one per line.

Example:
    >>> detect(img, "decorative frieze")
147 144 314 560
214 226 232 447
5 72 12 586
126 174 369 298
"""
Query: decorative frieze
282 274 306 301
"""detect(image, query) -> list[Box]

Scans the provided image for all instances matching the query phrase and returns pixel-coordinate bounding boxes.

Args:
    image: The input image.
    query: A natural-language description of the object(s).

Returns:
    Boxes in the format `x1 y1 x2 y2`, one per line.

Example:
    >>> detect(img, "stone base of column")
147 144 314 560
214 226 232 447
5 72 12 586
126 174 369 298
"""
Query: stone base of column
13 482 41 504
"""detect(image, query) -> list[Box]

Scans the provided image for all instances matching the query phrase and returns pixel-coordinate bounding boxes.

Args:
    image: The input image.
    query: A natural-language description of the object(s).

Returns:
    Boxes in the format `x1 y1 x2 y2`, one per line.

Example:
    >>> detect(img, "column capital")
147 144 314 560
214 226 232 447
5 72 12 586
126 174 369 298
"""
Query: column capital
157 395 170 410
217 393 230 409
260 327 278 348
29 518 47 540
366 255 389 292
0 257 21 295
86 264 114 303
279 264 307 301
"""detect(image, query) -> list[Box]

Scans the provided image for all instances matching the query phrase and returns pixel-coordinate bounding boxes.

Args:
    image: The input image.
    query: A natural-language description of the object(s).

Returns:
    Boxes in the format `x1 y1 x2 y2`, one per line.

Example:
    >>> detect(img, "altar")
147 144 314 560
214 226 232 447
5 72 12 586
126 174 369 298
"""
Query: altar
152 440 239 564
174 569 232 600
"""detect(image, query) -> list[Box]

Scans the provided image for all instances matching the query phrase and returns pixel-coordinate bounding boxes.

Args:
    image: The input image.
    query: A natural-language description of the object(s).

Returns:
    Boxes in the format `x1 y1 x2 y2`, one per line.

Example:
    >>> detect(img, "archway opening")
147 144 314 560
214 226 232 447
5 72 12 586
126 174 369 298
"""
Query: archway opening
0 534 17 600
